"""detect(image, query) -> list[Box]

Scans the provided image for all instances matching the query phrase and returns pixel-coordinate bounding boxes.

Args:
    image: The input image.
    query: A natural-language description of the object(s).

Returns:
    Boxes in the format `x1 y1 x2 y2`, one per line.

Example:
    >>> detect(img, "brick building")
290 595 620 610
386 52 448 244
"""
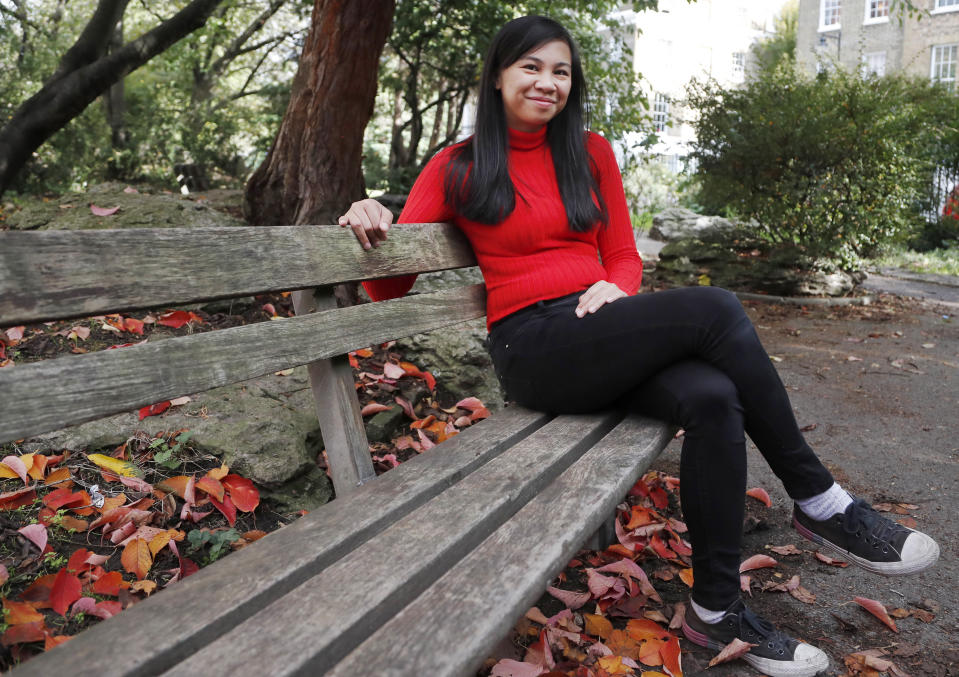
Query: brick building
796 0 959 84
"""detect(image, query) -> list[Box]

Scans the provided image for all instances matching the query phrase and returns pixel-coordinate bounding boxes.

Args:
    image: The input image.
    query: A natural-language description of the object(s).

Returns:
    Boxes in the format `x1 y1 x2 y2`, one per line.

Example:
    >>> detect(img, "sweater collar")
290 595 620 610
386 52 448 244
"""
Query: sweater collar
508 125 547 150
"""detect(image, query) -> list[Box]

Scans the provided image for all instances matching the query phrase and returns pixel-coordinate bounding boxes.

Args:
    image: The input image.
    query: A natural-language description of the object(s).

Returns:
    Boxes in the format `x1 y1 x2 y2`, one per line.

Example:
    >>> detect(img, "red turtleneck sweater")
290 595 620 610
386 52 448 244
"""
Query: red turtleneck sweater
363 126 643 329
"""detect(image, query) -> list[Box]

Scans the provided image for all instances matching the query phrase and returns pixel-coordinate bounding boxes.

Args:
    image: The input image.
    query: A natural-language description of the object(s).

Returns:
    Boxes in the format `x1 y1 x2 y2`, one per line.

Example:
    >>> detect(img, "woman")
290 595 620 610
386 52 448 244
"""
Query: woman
339 16 938 677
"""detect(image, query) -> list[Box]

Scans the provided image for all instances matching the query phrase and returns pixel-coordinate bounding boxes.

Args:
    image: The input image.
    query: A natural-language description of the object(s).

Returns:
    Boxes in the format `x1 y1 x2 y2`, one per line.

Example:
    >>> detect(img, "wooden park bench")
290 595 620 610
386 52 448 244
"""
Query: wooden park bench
0 222 672 676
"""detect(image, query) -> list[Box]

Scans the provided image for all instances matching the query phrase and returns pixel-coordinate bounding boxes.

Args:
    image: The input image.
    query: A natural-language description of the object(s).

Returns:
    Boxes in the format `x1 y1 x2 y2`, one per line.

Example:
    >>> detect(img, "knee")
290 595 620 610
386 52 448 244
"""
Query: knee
676 376 743 432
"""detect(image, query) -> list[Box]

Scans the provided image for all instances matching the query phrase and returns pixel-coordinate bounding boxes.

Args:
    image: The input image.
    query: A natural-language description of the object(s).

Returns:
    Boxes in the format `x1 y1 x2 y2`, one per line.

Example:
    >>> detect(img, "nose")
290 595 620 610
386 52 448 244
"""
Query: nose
534 73 556 92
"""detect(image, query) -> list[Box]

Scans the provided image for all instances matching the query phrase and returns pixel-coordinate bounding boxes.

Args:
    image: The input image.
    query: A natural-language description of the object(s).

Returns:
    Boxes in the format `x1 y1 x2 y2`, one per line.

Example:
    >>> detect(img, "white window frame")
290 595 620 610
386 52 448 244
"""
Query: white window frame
931 44 958 88
862 51 887 76
819 0 842 31
863 0 890 24
731 52 745 82
932 0 959 15
652 93 670 133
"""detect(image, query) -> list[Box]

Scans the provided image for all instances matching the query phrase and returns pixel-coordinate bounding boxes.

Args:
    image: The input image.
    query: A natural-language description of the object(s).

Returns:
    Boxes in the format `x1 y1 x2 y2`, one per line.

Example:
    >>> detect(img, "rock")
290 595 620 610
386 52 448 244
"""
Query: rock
649 207 738 243
395 318 505 412
6 182 245 231
22 368 331 494
260 464 333 514
365 406 406 444
654 237 863 297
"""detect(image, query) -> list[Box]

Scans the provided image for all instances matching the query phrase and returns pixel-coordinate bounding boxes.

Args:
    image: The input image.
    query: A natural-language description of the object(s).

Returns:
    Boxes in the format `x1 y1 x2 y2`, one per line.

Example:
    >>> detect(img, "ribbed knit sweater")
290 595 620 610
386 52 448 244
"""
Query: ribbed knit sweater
363 126 643 329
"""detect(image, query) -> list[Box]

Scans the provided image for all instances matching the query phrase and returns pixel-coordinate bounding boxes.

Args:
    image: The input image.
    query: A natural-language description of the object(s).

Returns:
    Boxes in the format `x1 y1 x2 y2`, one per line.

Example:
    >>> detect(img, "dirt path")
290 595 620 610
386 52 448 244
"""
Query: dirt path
654 293 958 675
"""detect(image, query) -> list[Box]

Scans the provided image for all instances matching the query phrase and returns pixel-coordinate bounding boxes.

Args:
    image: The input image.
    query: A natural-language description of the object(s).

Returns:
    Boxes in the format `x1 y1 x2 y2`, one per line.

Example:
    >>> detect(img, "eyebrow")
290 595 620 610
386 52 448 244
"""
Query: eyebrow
520 55 572 68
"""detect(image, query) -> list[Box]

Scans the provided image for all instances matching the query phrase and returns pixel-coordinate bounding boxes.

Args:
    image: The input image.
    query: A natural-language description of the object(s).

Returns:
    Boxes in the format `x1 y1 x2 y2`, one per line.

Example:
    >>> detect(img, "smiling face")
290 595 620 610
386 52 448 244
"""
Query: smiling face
495 39 573 133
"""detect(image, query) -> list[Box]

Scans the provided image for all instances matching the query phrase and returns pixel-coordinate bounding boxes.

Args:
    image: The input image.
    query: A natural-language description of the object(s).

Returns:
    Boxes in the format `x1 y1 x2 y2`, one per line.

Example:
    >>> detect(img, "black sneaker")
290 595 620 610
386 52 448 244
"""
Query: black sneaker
793 497 939 576
682 599 828 677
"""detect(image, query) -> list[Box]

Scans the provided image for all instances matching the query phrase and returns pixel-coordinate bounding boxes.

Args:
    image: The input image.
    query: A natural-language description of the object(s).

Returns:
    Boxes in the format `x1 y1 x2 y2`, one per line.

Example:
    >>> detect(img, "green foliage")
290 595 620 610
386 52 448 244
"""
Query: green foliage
0 0 309 194
188 528 240 564
750 0 796 75
148 431 193 471
876 243 959 276
686 64 955 270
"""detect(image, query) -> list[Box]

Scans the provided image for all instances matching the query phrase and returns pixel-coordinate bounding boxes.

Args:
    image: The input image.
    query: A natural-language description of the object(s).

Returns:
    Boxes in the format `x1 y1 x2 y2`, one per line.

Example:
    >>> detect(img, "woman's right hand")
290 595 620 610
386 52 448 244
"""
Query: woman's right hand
338 198 393 250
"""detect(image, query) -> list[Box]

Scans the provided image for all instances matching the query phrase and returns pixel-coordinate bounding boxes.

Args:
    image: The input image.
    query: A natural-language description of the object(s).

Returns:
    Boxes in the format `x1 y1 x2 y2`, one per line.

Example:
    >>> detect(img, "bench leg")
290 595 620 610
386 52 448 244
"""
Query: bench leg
584 510 618 551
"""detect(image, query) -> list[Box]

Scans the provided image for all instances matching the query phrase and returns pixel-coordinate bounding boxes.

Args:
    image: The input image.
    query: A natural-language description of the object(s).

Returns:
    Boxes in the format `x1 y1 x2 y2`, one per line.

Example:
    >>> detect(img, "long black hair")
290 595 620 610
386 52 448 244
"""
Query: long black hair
443 15 608 232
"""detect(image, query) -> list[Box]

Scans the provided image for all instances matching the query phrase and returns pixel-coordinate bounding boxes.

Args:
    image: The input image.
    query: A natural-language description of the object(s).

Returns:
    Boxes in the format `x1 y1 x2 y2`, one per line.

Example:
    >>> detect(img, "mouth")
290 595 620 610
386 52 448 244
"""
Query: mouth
528 97 556 106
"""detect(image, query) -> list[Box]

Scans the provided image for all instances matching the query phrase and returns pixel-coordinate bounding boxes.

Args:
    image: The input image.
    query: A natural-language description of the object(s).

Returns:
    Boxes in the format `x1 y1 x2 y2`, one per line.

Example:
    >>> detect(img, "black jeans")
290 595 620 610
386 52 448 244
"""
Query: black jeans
487 286 835 609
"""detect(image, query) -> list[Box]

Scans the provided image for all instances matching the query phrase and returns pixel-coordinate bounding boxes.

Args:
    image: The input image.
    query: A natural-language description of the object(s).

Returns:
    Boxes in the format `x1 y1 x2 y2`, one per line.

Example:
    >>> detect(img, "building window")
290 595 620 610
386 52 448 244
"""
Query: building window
820 0 841 29
864 0 889 22
931 45 957 88
731 52 745 81
862 52 886 76
934 0 959 11
653 93 670 133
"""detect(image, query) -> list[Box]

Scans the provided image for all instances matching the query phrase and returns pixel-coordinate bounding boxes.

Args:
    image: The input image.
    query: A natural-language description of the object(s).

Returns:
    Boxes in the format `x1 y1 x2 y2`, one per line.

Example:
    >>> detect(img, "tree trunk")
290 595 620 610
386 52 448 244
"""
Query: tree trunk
0 0 224 196
244 0 394 227
103 19 127 151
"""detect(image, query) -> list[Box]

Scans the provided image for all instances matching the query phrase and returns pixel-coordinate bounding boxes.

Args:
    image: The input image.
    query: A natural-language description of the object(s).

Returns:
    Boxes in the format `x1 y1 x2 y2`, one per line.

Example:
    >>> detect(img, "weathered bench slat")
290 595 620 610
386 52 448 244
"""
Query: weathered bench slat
9 406 552 677
161 412 624 677
0 285 485 444
329 415 674 677
0 224 477 326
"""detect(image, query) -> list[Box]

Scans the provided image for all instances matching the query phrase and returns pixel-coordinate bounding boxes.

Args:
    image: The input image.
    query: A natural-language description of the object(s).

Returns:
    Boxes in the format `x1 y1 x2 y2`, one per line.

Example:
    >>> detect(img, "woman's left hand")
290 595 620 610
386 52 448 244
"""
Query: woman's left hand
575 281 627 318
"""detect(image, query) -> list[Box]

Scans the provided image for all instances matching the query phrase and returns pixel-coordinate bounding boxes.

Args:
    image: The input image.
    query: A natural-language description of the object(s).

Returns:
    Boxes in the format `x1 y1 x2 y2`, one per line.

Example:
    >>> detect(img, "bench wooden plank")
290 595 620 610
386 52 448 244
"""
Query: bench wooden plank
9 406 552 677
328 415 673 677
161 412 625 677
0 224 477 326
0 285 485 444
292 287 375 495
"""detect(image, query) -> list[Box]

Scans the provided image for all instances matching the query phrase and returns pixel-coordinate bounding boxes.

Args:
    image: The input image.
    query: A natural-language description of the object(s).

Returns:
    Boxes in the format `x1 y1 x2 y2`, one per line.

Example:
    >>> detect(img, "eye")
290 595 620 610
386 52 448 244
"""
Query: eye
555 69 569 77
522 63 538 71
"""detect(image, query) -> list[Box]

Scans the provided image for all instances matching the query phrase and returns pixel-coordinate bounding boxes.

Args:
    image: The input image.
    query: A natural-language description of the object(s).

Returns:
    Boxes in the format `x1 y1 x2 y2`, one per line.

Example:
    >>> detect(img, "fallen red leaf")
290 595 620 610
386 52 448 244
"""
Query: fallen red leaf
708 638 757 667
745 487 772 507
20 573 56 607
2 600 43 626
92 570 130 596
123 317 145 335
195 475 225 502
739 554 777 572
18 523 48 552
139 401 171 420
1 621 46 646
50 568 83 616
0 486 37 511
854 596 899 632
649 485 669 510
89 204 119 216
222 474 259 512
42 487 87 511
546 586 591 610
661 635 683 676
208 492 237 526
360 402 391 416
394 395 418 420
157 310 204 328
489 659 547 677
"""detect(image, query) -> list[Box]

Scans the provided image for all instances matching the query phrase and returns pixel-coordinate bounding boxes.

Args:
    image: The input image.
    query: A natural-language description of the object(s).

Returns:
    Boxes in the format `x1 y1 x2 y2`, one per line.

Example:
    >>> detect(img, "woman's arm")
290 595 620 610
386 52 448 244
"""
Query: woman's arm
575 134 643 317
340 147 457 302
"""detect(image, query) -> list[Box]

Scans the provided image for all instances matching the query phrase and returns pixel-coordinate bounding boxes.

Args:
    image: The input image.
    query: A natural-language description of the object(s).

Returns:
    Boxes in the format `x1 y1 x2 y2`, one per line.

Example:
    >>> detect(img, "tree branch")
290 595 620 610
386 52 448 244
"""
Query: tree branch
208 0 287 78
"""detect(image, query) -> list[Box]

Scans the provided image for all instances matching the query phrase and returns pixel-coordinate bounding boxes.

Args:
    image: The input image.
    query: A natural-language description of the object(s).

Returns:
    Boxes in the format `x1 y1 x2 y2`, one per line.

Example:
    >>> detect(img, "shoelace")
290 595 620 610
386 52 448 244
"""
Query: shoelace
842 498 906 544
736 604 790 652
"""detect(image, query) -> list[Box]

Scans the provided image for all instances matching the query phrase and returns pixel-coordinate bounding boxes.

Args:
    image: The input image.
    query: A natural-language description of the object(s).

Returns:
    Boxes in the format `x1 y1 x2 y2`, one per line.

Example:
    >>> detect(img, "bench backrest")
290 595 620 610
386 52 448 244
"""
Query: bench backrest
0 224 484 495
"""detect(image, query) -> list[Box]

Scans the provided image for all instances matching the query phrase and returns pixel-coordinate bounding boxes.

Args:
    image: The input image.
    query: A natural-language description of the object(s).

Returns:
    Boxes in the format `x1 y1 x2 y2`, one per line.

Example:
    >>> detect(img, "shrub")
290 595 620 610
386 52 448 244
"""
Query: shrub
686 65 951 270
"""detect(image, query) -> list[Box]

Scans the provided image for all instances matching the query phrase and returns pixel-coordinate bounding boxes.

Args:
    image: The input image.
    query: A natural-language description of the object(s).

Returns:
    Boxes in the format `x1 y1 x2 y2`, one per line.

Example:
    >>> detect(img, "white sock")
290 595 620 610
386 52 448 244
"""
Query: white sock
690 598 726 624
796 482 853 521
